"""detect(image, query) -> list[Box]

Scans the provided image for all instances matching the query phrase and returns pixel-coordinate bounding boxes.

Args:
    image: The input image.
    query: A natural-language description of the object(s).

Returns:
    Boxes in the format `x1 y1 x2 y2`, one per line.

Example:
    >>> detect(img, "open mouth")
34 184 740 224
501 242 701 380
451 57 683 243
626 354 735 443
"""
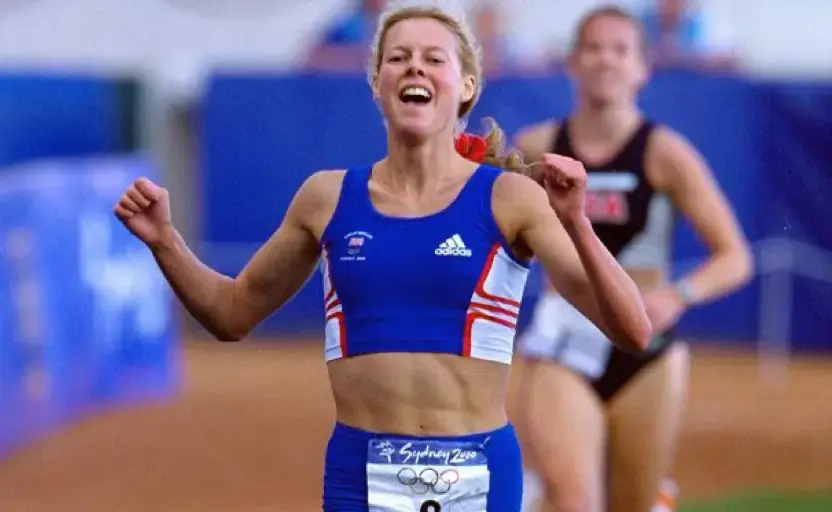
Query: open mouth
398 86 433 105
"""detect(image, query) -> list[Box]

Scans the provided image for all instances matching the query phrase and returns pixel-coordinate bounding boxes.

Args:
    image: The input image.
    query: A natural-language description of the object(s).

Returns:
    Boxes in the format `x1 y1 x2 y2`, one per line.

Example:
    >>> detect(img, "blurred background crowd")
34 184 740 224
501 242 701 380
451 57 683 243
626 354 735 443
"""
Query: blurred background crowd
0 0 830 511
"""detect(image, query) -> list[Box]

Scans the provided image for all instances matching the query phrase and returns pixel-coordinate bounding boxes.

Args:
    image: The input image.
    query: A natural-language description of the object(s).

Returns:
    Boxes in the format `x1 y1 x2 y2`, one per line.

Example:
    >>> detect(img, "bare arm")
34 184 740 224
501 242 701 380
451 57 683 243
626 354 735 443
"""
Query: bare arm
648 128 754 303
152 172 334 341
495 173 652 352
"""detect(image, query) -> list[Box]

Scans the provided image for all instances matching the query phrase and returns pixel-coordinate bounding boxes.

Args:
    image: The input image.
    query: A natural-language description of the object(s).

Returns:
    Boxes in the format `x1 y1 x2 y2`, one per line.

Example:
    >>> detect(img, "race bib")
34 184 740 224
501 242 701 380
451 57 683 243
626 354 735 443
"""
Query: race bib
366 437 490 512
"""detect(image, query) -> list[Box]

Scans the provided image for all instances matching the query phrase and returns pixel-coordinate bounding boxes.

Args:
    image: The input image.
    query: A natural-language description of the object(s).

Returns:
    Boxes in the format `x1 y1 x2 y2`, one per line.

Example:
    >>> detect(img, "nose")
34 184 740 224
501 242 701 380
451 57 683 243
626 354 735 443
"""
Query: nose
596 48 617 68
405 61 427 77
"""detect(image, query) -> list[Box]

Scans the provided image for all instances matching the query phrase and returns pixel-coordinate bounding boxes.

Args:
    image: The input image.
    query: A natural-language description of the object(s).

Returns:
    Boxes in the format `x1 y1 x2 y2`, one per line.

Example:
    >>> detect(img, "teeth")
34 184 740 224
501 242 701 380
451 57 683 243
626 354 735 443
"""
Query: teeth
401 87 431 98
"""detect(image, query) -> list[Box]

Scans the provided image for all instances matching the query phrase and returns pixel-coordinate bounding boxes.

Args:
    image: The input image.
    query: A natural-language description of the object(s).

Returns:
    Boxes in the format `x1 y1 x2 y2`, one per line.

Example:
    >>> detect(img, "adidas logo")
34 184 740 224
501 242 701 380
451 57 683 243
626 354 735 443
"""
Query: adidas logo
435 234 472 257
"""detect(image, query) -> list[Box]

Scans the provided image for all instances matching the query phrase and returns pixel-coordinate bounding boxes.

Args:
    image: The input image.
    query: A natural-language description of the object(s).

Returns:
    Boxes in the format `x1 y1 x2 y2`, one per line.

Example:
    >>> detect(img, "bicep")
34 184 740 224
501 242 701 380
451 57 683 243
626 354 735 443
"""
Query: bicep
496 172 614 337
510 182 598 321
237 216 321 308
233 181 325 331
521 210 592 308
658 135 748 253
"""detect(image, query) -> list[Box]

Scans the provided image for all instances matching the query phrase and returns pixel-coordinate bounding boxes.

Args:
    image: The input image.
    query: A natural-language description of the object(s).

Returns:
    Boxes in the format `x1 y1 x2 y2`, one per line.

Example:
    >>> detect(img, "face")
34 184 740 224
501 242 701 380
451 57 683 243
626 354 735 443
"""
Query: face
570 16 647 105
660 0 684 22
374 17 476 140
363 0 385 14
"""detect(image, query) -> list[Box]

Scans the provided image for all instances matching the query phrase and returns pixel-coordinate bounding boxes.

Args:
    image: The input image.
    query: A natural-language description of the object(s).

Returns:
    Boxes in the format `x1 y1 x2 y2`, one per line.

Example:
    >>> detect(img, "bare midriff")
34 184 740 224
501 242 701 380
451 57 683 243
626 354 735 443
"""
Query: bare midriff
328 352 510 435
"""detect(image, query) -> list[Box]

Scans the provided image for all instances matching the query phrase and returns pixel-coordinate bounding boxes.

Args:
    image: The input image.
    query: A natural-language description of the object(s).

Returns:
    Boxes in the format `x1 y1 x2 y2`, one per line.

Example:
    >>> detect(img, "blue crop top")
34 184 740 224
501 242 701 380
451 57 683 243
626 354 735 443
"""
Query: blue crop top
319 164 530 364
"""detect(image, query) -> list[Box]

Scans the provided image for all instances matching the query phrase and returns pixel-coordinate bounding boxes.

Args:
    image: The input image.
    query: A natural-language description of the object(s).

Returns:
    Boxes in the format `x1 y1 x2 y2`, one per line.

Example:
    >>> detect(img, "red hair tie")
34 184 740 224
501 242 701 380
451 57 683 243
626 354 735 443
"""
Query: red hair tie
455 132 488 163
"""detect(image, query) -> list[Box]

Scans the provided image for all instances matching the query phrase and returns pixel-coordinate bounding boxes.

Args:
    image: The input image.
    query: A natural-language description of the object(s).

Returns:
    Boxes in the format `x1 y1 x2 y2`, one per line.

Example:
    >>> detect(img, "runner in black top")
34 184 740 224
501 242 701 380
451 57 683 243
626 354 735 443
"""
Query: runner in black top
512 6 753 512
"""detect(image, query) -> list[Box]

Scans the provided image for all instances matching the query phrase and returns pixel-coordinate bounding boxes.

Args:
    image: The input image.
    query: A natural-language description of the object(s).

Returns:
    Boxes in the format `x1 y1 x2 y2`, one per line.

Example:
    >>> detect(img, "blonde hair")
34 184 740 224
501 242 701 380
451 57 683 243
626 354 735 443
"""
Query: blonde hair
368 3 527 172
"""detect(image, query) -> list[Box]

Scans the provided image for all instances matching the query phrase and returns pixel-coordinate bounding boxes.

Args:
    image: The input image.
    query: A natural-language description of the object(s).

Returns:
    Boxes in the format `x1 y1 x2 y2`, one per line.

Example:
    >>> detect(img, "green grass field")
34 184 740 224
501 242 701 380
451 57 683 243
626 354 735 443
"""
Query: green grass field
682 490 832 511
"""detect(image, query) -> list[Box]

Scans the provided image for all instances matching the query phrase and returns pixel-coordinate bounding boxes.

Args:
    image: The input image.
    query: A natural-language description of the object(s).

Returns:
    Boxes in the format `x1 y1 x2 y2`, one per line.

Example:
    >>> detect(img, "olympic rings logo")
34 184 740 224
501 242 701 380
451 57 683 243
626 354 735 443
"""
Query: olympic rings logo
397 467 460 495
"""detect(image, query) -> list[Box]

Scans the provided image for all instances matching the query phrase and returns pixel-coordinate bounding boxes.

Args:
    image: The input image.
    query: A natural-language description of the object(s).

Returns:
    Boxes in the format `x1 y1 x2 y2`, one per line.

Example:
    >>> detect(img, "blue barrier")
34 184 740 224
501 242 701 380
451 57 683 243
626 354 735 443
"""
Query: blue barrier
0 155 179 458
0 75 132 169
199 70 831 350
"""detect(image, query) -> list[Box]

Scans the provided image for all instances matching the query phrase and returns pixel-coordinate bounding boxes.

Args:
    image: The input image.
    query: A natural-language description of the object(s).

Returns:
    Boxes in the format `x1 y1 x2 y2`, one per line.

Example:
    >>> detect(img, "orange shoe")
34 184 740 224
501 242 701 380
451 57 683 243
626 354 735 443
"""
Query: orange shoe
651 478 678 512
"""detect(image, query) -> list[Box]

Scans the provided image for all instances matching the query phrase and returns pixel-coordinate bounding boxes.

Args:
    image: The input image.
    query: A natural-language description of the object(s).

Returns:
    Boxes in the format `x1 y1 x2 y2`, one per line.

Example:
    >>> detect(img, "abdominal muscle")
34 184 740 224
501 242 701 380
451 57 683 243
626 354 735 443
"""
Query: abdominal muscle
328 352 510 436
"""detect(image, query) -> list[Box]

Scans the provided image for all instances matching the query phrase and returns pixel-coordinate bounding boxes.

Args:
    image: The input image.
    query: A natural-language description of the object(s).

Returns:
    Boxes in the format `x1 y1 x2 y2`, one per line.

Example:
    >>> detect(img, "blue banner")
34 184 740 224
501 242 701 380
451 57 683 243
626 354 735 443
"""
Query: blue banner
0 75 132 169
0 155 179 457
200 70 831 350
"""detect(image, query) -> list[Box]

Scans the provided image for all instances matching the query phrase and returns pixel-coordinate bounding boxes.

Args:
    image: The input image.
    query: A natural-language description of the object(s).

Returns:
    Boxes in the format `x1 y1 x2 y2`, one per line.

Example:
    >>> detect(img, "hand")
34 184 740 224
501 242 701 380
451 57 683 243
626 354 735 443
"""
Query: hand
642 286 688 333
529 153 588 224
113 177 172 248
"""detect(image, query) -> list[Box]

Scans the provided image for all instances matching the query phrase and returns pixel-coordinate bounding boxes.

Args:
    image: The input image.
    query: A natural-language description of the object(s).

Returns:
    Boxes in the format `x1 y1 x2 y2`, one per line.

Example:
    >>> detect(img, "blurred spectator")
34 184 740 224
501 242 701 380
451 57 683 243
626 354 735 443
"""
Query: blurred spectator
321 0 385 47
471 3 505 74
304 0 555 75
639 0 737 69
304 0 385 71
471 2 555 76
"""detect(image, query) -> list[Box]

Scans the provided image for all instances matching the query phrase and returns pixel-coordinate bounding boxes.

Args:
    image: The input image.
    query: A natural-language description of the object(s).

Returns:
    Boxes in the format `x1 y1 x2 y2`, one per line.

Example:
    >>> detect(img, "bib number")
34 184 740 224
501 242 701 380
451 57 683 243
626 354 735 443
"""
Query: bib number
420 500 441 512
366 438 490 512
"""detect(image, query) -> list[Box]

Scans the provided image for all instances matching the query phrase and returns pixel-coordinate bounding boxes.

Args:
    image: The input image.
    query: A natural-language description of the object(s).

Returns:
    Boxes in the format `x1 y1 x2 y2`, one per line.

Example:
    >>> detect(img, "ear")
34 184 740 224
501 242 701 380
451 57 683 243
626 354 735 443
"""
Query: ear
461 74 477 103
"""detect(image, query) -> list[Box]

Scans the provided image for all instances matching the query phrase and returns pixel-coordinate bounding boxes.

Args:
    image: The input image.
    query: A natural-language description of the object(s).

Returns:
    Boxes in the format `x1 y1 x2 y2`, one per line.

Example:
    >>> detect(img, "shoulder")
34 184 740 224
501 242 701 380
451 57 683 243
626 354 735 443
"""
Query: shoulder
491 171 553 233
515 120 560 161
489 170 564 261
492 170 546 205
289 169 347 235
647 125 698 155
516 119 560 143
303 168 348 189
645 125 709 190
294 169 347 208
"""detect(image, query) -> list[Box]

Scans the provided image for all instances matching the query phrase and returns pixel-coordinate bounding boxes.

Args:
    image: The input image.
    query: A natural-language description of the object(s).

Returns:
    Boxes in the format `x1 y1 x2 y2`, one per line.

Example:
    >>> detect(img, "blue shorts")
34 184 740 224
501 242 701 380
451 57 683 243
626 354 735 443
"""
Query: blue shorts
323 422 523 511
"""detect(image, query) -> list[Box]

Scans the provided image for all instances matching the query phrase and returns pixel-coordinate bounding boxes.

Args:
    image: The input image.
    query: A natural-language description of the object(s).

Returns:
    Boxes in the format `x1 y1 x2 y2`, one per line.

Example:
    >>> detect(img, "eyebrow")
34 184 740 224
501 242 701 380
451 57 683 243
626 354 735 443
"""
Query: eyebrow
389 45 449 54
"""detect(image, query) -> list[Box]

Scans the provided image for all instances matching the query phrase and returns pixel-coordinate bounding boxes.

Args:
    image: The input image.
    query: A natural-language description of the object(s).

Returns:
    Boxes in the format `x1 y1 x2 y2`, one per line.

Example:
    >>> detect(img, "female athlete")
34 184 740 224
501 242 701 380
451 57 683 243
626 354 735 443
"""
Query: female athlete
114 4 651 511
513 6 753 512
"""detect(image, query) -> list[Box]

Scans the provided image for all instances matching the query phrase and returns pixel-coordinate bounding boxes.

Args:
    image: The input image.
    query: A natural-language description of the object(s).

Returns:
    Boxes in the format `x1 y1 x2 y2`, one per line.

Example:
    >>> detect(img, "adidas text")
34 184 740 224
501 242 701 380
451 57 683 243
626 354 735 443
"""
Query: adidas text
435 246 472 257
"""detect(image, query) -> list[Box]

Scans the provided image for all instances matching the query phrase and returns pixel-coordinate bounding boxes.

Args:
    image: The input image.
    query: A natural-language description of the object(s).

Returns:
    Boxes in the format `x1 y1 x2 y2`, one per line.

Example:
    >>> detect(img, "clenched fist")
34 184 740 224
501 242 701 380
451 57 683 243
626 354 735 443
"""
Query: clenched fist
529 153 589 223
113 177 172 248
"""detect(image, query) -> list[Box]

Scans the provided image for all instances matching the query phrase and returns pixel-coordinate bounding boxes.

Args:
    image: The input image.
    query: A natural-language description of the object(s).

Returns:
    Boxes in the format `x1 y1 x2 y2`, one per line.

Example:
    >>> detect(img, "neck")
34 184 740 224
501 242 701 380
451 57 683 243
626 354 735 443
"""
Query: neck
572 100 641 141
382 129 460 191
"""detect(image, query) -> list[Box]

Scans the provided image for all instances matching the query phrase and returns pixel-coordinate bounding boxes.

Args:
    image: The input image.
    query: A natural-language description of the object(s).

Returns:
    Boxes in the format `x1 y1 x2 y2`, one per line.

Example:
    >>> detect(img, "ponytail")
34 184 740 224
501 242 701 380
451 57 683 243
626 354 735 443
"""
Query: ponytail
455 117 530 175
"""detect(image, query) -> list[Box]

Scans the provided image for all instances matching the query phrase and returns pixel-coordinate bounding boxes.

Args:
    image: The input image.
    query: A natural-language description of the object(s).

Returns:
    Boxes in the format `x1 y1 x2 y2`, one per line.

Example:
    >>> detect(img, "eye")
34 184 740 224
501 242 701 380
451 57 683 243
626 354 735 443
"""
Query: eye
428 57 445 64
387 55 404 63
613 43 630 56
584 41 601 53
